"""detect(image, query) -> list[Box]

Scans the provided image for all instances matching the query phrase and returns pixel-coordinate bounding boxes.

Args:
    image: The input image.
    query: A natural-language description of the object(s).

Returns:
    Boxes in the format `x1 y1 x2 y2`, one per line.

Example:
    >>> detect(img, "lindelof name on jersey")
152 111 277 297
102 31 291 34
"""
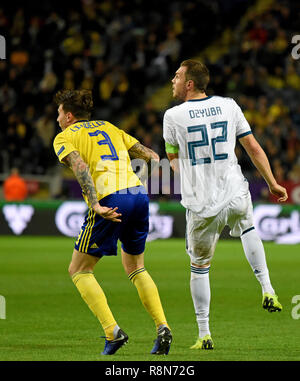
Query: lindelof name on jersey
189 107 222 119
70 120 106 132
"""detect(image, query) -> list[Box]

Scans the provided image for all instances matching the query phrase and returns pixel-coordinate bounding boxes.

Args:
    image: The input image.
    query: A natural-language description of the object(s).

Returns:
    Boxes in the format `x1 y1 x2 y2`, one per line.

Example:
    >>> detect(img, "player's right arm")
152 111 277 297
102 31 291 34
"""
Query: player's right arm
128 142 160 177
239 134 288 202
117 127 159 177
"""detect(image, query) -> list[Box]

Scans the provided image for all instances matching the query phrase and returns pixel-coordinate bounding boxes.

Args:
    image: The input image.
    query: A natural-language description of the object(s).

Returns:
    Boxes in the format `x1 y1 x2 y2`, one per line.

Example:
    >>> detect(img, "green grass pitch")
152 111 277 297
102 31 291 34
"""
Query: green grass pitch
0 236 299 361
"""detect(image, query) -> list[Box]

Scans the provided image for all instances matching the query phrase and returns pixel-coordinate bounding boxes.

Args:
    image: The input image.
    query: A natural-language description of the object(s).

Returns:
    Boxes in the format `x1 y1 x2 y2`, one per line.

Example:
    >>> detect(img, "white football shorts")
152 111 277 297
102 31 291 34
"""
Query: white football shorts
185 189 254 266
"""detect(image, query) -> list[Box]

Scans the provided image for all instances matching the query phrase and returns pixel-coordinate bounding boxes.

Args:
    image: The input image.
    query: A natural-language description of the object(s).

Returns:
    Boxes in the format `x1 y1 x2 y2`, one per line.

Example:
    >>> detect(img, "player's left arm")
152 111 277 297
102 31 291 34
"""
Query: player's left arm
166 152 179 173
239 134 288 202
63 151 122 221
163 110 180 173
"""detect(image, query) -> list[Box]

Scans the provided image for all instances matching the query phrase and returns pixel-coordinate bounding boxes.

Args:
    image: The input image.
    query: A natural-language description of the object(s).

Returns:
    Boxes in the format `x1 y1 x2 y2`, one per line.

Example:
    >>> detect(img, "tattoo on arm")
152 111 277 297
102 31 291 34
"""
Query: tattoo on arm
128 142 153 161
64 151 99 207
128 143 159 177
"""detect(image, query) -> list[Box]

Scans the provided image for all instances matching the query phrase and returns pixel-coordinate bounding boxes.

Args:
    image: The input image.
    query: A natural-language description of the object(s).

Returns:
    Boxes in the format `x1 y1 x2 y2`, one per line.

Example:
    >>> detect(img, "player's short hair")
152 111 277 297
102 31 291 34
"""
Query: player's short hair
54 89 93 119
180 59 209 92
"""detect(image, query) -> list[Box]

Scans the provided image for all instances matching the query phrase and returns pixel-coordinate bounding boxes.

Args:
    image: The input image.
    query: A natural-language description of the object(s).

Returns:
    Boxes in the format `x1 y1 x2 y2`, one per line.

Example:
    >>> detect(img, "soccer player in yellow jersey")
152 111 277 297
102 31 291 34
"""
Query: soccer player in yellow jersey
53 89 172 355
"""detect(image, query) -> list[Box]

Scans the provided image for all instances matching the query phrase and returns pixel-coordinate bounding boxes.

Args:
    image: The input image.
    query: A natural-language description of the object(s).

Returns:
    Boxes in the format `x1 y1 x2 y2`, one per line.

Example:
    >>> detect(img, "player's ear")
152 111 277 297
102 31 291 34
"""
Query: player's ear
66 111 73 122
186 79 193 90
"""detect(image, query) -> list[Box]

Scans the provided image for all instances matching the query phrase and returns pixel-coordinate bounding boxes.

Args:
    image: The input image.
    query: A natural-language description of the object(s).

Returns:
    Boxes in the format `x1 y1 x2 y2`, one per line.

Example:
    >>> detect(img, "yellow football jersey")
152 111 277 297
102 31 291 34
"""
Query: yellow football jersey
53 120 142 205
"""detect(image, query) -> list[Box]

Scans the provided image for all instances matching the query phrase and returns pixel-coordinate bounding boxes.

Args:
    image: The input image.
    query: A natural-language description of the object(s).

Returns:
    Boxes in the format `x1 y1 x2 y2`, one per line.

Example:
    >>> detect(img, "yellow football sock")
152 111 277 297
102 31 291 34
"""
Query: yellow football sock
129 267 169 331
72 271 117 340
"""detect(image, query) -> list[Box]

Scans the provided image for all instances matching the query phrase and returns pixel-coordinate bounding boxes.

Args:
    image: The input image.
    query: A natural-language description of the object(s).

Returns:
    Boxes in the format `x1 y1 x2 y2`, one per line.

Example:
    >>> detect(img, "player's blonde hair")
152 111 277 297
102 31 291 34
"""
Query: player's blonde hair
54 89 93 119
180 59 209 92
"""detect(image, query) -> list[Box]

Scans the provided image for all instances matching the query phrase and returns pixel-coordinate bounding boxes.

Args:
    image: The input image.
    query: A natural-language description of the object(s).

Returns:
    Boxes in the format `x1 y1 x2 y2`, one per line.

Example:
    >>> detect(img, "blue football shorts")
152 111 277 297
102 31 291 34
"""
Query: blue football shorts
74 186 149 257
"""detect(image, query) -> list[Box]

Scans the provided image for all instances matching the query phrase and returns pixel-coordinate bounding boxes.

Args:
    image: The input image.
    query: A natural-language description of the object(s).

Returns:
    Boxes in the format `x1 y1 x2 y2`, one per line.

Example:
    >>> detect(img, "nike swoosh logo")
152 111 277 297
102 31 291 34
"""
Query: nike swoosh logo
113 334 126 342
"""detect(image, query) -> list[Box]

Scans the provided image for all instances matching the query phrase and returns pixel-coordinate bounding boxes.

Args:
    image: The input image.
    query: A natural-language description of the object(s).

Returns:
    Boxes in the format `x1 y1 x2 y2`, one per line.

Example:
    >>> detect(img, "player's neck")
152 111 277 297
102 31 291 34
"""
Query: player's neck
185 91 207 101
63 118 80 130
67 120 78 127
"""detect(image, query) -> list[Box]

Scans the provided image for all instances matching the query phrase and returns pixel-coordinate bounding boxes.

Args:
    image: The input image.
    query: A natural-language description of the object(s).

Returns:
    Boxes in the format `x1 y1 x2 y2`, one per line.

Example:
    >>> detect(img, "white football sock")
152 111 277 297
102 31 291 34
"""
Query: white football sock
190 265 211 338
241 228 275 295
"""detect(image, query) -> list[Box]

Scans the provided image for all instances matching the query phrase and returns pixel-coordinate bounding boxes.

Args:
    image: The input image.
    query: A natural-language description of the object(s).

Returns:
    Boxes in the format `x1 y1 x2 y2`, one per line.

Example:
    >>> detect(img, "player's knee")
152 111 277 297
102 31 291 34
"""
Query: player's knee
191 261 211 268
122 259 145 276
68 261 84 277
68 262 76 277
123 262 139 276
121 250 144 275
68 261 95 277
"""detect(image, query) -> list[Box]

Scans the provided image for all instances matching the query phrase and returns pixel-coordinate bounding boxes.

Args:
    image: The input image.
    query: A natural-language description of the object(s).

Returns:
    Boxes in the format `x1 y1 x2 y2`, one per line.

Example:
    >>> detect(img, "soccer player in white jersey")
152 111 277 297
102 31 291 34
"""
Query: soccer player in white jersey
163 59 288 350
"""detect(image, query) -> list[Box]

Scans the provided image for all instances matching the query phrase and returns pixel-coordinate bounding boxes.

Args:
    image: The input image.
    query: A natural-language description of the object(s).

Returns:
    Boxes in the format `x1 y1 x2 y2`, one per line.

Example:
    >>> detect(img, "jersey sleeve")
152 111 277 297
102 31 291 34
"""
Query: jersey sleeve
163 110 178 147
119 129 139 150
233 100 252 139
53 132 77 163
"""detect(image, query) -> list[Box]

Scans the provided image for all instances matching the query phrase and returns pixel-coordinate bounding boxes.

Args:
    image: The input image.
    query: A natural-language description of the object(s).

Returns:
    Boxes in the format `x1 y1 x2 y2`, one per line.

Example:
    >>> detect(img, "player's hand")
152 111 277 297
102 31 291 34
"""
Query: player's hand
93 204 122 222
269 183 288 202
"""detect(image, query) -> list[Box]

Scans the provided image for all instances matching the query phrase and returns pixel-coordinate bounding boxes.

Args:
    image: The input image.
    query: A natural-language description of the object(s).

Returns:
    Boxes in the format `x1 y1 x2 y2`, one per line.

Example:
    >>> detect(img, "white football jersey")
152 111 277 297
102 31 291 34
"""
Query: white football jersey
163 95 252 217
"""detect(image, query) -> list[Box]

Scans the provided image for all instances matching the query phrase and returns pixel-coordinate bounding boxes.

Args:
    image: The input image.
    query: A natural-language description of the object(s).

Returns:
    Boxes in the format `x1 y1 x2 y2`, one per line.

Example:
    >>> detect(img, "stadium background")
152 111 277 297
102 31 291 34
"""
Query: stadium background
0 0 299 242
0 0 300 364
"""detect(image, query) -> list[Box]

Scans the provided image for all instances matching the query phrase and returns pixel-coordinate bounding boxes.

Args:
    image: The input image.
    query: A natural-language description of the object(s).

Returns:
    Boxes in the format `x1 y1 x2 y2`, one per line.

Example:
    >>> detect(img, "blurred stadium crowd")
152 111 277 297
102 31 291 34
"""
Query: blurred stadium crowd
0 0 299 202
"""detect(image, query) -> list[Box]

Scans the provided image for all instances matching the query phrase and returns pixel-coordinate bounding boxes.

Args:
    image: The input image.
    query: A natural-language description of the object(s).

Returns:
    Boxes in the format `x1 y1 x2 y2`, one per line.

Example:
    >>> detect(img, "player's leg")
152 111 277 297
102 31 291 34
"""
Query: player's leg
190 261 213 349
229 191 281 312
121 249 170 330
119 186 172 354
69 203 129 355
240 229 282 312
69 249 120 341
186 210 223 350
121 249 172 354
240 227 275 295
